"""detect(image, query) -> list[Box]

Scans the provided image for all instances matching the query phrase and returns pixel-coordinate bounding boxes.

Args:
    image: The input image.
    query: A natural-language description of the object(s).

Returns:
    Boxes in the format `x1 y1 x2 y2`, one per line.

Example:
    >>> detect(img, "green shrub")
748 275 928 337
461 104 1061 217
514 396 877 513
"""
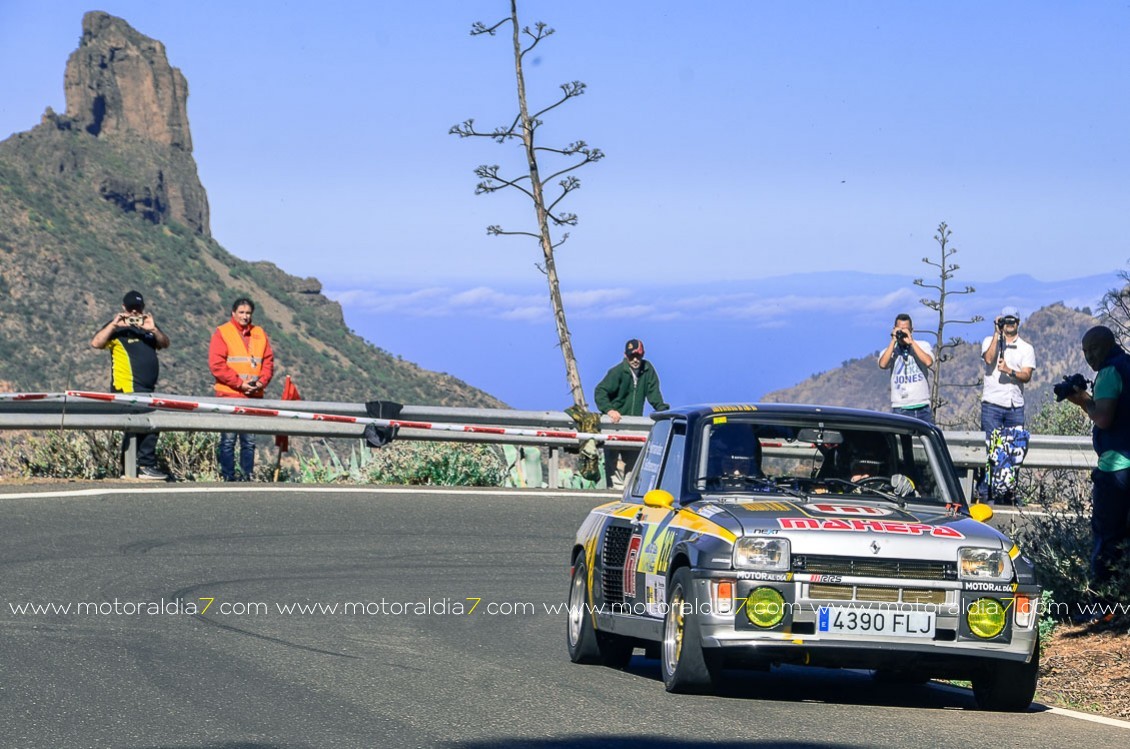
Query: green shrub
1011 467 1130 622
1038 590 1058 650
1003 398 1100 620
158 431 220 481
0 430 119 479
293 438 506 486
363 440 506 486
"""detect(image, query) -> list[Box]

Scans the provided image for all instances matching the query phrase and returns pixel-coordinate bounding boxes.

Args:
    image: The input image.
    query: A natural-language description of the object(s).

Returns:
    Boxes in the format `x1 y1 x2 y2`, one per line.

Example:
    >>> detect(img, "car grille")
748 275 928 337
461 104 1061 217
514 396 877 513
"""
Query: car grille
793 555 957 581
808 583 949 605
601 526 633 604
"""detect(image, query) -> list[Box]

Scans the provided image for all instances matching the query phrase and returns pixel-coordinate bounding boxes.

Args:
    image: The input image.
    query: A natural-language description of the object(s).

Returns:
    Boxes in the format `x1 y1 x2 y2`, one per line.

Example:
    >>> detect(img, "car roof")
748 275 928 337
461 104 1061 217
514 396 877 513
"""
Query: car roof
653 403 940 433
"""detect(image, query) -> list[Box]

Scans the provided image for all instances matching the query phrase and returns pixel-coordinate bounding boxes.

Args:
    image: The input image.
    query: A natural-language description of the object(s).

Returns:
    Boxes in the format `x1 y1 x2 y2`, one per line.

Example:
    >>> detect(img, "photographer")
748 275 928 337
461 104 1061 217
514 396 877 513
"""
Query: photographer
980 306 1035 436
90 290 170 480
1064 326 1130 623
878 313 935 423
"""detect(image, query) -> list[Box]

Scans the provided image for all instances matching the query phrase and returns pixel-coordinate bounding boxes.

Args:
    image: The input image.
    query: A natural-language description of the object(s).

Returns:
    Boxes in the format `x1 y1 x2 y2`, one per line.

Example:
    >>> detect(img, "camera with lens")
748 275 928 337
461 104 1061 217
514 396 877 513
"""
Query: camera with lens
997 316 1019 329
1053 373 1091 401
895 330 909 343
126 314 145 327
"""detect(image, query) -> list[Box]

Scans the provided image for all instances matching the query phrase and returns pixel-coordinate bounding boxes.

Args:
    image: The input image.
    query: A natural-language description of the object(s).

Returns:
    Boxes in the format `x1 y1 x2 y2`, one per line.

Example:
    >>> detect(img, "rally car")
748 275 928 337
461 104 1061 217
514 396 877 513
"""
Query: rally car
566 404 1041 711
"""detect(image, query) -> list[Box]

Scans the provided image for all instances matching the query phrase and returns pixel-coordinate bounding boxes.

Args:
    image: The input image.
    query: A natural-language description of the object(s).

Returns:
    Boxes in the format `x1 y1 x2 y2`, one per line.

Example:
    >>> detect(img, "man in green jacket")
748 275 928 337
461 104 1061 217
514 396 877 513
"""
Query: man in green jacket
595 338 669 487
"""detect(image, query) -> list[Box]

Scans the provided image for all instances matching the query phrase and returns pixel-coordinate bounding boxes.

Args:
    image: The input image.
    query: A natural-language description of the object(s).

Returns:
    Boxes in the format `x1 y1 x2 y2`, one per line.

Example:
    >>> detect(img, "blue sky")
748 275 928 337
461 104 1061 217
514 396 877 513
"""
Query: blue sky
2 1 1129 407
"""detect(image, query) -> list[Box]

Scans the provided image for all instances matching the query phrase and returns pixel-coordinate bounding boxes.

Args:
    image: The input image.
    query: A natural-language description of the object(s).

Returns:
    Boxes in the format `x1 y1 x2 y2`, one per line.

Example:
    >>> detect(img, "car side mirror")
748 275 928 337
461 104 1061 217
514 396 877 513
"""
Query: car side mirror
968 503 994 523
643 489 675 511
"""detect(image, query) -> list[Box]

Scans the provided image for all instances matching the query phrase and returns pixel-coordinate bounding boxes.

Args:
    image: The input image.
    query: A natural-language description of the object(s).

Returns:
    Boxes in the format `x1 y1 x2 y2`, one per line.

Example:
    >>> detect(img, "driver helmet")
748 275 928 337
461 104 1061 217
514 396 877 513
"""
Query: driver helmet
709 423 761 477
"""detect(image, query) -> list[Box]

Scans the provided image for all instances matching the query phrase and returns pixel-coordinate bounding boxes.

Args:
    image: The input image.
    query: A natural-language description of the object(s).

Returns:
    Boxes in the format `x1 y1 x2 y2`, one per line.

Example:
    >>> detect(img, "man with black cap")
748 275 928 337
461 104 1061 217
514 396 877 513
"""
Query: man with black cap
91 290 171 479
595 338 669 487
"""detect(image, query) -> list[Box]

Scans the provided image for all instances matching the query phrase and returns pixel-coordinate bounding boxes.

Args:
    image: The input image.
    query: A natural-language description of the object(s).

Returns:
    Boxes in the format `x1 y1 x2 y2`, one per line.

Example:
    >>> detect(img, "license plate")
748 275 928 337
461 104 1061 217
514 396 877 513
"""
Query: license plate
817 606 935 638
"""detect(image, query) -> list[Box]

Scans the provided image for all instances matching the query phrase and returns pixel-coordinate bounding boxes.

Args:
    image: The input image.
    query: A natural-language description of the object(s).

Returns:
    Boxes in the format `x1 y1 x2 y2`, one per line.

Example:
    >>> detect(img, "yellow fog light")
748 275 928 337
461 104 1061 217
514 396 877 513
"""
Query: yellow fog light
967 597 1007 639
744 587 786 628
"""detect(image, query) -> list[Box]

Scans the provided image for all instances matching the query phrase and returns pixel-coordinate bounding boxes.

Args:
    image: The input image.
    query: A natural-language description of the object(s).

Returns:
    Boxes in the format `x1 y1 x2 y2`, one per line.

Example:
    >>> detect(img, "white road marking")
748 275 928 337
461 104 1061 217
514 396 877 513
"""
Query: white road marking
0 485 621 501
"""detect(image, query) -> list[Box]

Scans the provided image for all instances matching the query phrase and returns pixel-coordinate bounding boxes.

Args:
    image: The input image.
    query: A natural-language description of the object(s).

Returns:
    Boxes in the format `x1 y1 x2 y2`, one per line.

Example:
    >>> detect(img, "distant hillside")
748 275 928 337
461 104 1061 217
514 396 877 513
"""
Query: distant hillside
0 12 502 407
762 303 1097 429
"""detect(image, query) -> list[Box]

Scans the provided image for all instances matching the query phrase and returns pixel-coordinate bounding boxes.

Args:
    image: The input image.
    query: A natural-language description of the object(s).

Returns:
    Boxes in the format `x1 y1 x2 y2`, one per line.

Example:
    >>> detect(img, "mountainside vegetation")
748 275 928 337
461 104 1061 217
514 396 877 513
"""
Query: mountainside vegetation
0 12 501 408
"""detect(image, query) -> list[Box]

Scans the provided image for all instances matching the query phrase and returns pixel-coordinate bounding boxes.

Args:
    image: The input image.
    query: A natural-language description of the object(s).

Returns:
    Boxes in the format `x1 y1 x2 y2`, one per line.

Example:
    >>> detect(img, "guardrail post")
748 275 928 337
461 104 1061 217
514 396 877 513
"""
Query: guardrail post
123 433 137 478
959 467 974 503
549 448 560 489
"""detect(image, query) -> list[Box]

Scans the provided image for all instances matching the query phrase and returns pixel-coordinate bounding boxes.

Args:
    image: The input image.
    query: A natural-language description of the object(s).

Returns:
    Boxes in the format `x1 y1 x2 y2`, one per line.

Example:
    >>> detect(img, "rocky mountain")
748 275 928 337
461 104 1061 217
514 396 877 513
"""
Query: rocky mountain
0 12 502 407
761 302 1098 429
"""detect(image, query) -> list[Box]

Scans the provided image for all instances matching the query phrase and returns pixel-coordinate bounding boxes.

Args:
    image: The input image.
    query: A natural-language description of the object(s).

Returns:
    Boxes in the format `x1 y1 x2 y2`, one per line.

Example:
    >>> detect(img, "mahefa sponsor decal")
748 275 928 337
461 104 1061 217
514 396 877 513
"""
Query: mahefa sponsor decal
778 517 964 539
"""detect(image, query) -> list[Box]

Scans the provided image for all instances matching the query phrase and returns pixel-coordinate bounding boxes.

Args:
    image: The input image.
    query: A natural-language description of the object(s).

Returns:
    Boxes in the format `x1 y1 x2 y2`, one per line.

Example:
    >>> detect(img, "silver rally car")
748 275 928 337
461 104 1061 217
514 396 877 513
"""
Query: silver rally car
567 404 1041 710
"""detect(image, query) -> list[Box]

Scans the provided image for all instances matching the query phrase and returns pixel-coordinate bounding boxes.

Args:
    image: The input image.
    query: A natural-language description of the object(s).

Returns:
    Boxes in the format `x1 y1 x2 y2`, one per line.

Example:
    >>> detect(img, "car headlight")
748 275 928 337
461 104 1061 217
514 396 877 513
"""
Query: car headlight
733 537 790 571
958 547 1013 581
967 597 1007 638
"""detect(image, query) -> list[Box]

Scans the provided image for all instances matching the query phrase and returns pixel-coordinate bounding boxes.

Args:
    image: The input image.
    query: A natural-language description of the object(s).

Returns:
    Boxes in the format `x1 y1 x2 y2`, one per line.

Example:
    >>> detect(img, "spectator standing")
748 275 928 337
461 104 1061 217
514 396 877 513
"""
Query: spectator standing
209 298 274 481
980 305 1036 434
1065 326 1130 623
594 338 669 487
877 313 935 424
90 290 170 480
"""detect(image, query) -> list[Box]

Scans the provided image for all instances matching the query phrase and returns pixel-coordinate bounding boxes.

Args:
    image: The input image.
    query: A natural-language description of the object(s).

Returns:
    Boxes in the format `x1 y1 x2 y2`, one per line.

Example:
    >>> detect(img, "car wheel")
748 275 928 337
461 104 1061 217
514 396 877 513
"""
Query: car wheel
971 643 1040 712
661 567 717 693
566 558 634 668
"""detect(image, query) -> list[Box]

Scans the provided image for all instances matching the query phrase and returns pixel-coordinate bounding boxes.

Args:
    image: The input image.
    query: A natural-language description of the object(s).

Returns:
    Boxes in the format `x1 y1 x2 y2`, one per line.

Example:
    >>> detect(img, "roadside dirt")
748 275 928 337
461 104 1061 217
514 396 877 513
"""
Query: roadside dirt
1038 624 1130 718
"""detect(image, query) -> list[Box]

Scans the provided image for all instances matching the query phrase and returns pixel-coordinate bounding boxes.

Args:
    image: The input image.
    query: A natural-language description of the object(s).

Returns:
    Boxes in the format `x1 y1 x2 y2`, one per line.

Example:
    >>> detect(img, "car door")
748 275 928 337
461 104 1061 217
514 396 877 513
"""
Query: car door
625 420 687 618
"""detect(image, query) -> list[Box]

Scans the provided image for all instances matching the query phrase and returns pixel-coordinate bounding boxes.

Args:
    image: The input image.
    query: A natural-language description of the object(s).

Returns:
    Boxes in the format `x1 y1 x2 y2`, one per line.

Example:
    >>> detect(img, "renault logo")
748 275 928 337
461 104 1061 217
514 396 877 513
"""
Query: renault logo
870 540 881 555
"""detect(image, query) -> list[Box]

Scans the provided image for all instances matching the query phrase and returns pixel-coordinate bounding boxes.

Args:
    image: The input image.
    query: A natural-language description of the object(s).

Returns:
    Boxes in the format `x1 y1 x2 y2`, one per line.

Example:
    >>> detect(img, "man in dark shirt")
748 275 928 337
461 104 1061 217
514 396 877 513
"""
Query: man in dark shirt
594 338 669 488
1066 326 1130 624
90 290 171 479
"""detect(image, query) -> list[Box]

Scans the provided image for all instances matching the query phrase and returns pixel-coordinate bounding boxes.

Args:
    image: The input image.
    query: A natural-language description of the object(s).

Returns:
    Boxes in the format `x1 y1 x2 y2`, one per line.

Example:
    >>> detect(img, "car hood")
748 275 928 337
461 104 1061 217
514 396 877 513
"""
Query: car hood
696 497 1008 559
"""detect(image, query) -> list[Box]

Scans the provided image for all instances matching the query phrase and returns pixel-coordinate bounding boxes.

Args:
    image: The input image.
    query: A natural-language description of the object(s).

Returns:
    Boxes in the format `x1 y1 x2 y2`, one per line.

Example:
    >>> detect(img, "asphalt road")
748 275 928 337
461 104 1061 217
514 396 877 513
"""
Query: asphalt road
1 484 1126 749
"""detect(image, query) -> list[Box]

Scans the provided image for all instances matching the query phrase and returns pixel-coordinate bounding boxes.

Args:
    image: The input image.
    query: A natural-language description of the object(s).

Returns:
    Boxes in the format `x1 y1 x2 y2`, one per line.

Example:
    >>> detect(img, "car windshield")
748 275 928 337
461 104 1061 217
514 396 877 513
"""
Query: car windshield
691 416 954 505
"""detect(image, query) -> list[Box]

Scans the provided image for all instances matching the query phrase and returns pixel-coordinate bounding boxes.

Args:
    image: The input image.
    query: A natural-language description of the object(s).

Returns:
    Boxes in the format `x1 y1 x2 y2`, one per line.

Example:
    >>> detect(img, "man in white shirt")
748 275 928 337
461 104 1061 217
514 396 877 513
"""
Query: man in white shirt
980 305 1036 435
878 313 935 424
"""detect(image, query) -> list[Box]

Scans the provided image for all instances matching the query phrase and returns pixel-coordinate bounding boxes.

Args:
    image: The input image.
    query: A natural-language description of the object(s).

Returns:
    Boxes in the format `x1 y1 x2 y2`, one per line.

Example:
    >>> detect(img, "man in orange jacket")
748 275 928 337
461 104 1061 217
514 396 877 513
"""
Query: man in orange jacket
209 297 274 481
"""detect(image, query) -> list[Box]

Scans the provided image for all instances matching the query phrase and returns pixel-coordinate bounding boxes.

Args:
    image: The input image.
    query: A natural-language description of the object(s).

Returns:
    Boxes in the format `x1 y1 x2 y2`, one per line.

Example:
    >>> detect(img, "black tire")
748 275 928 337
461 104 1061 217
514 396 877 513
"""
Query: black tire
971 643 1040 712
566 558 634 669
661 567 718 693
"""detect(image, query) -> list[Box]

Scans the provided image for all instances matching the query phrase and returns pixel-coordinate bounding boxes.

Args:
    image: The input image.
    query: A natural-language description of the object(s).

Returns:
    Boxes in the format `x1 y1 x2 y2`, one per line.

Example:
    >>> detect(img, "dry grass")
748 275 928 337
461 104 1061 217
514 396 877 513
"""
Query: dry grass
1038 625 1130 718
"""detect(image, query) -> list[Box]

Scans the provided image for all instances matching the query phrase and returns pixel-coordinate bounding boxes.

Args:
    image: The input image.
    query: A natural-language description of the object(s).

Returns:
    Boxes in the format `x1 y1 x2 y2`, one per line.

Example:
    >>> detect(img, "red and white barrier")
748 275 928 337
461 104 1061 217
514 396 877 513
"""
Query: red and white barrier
60 390 648 445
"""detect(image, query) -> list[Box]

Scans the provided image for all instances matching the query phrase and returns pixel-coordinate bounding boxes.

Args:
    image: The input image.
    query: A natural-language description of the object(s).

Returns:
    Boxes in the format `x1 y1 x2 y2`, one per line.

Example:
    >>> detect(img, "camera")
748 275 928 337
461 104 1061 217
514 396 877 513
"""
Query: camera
125 314 145 327
895 330 908 343
1053 373 1091 401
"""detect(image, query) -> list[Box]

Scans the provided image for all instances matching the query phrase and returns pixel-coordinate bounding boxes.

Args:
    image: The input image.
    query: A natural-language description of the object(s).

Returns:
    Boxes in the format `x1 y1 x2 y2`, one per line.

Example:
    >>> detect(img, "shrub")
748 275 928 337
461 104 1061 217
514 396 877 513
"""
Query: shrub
363 440 506 486
291 436 503 490
0 430 119 479
293 438 506 487
1004 397 1111 621
158 431 220 481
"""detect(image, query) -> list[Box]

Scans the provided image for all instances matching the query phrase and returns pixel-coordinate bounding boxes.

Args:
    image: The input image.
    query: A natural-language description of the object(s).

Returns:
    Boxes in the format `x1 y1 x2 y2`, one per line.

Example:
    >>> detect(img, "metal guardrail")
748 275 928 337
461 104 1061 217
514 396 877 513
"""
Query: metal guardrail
0 393 1096 488
0 392 652 486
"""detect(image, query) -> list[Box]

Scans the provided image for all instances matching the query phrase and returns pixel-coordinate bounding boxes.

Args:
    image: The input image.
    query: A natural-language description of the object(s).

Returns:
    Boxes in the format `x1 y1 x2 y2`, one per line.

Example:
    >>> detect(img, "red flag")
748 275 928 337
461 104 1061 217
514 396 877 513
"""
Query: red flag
275 375 302 453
